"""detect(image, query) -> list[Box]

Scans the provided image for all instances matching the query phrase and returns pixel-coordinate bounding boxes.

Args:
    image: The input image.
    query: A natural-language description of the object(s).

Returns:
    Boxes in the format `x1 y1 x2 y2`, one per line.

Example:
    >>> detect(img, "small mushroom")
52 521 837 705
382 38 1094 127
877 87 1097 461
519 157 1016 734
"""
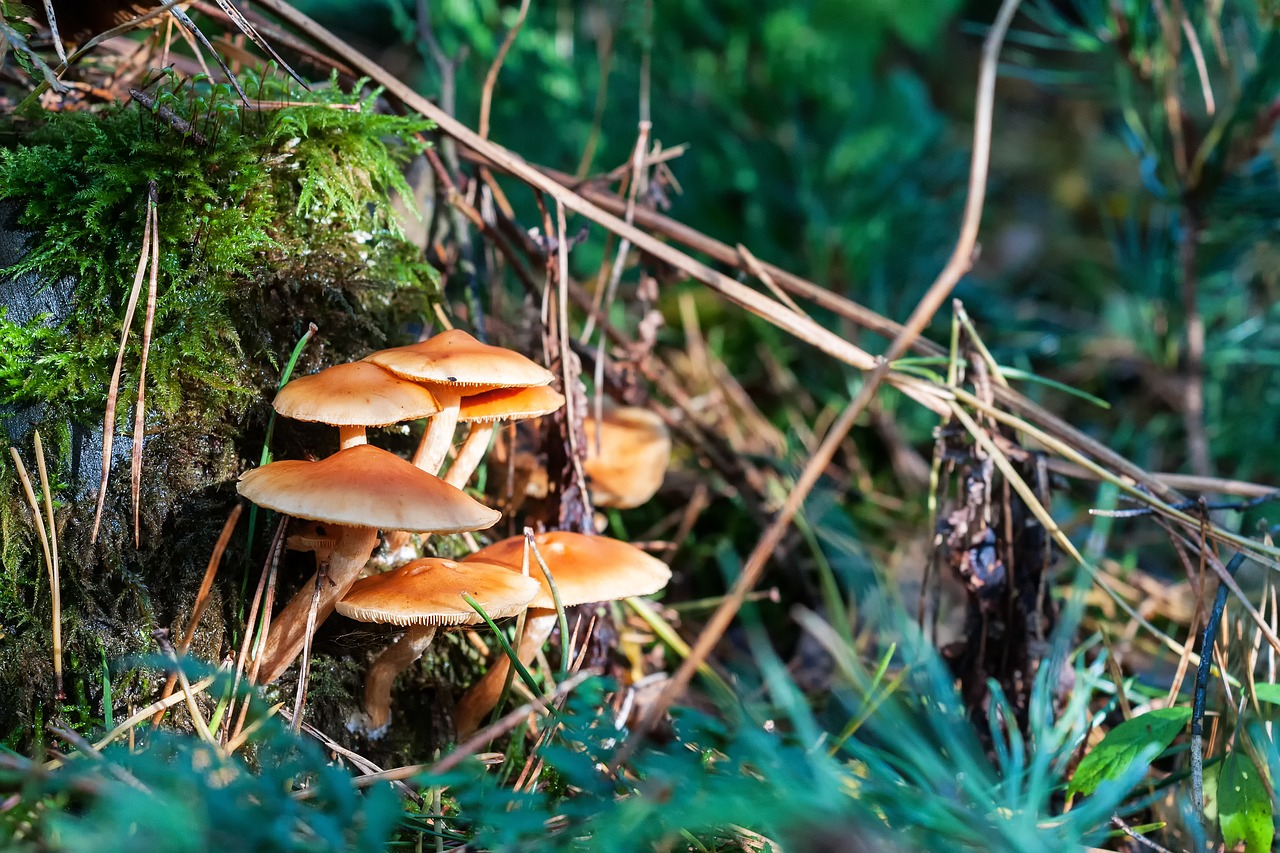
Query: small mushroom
365 329 554 475
443 385 566 489
272 361 442 451
583 406 671 508
336 557 539 733
237 444 501 684
285 520 338 567
452 531 671 738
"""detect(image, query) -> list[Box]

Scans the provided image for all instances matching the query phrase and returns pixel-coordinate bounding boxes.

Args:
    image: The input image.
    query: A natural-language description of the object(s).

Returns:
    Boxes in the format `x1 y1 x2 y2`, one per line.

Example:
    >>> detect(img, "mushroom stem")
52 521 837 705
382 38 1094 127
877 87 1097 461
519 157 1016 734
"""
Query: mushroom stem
363 625 439 731
386 392 462 555
338 426 368 450
443 424 495 489
255 524 378 684
411 390 461 474
453 611 556 739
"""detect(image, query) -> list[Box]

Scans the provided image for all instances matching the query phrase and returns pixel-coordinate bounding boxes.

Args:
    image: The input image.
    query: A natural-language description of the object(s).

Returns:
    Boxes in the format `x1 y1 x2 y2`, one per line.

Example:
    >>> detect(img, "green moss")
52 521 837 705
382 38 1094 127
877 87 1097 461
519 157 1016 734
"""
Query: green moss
0 71 436 426
0 71 443 744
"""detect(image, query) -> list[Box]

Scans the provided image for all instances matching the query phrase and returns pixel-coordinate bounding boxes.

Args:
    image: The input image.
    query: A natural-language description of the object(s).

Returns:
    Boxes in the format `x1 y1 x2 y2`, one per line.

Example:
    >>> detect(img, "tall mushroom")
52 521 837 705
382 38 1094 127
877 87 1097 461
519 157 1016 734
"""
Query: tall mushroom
443 385 566 489
272 361 442 451
237 443 501 684
452 531 671 738
365 329 554 475
336 557 539 732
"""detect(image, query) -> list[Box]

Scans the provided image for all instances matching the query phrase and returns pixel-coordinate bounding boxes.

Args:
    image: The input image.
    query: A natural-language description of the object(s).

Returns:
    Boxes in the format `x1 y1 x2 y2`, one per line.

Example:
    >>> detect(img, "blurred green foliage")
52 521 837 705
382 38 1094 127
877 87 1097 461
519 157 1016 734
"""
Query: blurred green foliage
300 0 965 319
1 696 403 851
1 602 1150 852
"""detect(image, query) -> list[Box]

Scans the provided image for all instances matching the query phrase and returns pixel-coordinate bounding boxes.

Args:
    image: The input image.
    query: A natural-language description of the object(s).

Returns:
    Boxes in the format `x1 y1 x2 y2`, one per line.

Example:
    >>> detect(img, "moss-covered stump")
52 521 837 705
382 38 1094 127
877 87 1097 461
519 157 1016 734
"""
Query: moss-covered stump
0 73 439 746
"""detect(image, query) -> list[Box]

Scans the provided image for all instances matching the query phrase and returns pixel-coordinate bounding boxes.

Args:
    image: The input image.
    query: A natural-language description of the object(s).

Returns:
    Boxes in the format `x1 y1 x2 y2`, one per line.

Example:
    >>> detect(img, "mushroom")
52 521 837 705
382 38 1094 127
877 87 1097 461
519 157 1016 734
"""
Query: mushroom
451 531 671 738
583 406 671 508
336 557 539 733
237 443 501 684
285 519 338 568
272 361 442 451
364 329 554 475
443 385 566 489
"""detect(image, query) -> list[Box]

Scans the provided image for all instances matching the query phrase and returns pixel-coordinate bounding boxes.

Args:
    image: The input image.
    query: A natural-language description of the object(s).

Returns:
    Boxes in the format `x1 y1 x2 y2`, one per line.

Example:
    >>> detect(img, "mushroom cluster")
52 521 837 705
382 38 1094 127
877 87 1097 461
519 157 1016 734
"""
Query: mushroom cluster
234 329 674 735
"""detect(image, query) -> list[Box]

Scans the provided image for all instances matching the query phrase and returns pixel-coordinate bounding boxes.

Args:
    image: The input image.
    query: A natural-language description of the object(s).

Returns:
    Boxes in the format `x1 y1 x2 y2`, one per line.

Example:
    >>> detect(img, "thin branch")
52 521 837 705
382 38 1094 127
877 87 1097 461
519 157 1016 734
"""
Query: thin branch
478 0 531 140
582 122 650 343
92 193 154 544
1111 814 1175 853
166 4 251 103
1191 552 1246 813
464 148 946 355
290 568 325 732
132 185 159 547
9 445 59 699
208 0 310 88
41 0 67 64
32 434 62 701
1179 208 1210 477
1181 14 1215 116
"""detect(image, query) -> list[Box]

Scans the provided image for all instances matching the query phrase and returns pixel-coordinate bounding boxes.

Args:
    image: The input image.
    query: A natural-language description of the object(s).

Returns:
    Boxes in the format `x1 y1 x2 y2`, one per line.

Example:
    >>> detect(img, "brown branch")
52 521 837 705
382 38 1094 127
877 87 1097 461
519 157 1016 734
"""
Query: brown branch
458 147 942 356
478 0 531 140
92 189 155 544
131 186 159 546
423 145 540 295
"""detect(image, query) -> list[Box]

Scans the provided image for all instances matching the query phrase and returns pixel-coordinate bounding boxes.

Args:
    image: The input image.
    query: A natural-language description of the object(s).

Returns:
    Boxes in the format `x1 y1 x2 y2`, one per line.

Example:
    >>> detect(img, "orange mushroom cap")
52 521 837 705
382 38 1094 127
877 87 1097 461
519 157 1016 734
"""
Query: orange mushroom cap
457 385 566 423
464 531 671 609
336 558 539 627
583 407 671 509
273 362 441 427
237 444 500 534
365 329 553 393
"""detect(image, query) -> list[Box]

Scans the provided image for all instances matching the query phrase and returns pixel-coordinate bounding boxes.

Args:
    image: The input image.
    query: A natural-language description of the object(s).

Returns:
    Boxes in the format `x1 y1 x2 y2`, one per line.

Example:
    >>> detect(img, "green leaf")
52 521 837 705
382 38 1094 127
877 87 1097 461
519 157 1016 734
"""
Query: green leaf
1252 683 1280 706
1204 760 1222 823
1219 748 1273 853
1068 707 1191 796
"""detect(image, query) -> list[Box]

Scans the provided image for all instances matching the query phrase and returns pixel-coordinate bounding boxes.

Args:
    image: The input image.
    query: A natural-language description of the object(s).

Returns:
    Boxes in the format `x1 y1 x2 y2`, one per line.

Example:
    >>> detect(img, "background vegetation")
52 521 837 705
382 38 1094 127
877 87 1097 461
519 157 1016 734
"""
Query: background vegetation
4 0 1280 850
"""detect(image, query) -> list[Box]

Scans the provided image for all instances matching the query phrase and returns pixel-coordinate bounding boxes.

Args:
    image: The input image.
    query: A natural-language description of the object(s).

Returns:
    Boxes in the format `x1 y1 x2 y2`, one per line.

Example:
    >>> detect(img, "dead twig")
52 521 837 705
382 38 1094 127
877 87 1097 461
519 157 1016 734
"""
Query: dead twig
226 518 286 748
10 439 61 699
291 567 325 732
206 0 309 89
153 504 242 725
92 188 155 544
478 0 531 140
41 0 66 65
131 183 159 546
